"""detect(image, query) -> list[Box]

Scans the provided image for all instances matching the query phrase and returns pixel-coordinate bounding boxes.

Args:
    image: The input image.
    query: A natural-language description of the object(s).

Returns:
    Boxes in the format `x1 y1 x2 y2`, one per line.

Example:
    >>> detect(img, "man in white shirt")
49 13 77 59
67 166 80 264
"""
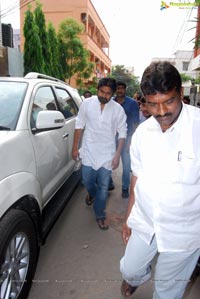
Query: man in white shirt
120 61 200 298
72 78 127 230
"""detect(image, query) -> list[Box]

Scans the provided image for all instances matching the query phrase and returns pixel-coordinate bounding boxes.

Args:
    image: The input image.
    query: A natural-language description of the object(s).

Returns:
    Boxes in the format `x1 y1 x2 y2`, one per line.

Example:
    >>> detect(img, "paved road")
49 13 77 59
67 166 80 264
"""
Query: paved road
28 167 200 299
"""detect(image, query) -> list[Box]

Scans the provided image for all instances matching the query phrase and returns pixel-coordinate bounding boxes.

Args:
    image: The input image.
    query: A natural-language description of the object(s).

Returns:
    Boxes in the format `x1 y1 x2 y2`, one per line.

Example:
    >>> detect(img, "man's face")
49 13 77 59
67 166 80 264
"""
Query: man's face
116 85 126 98
145 88 183 131
97 86 113 104
140 102 151 118
84 92 92 98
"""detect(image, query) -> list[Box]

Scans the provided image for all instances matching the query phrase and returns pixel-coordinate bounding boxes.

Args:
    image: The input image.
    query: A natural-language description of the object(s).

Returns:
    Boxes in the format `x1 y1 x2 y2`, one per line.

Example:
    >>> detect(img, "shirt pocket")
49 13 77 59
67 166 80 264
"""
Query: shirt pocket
178 154 200 184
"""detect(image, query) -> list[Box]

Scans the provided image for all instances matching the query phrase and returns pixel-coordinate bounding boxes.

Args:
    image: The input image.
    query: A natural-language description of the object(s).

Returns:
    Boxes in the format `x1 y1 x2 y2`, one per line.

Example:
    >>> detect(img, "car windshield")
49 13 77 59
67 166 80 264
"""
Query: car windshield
0 81 27 130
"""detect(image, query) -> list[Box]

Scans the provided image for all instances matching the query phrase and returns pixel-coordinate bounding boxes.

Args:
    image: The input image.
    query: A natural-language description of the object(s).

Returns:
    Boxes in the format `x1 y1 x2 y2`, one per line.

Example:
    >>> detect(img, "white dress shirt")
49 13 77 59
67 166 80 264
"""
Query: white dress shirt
128 103 200 252
75 96 127 170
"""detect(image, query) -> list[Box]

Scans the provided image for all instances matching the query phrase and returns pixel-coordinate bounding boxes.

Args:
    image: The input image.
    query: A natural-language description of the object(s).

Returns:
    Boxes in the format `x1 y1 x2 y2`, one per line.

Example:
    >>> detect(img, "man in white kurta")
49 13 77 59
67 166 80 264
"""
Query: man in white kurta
120 61 200 299
77 96 127 171
72 78 127 230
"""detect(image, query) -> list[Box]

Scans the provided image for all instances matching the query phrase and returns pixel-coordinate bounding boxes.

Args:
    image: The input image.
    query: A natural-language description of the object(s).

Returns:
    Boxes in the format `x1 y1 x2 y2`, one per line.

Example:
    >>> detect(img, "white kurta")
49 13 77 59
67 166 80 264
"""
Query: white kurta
75 96 127 170
128 103 200 252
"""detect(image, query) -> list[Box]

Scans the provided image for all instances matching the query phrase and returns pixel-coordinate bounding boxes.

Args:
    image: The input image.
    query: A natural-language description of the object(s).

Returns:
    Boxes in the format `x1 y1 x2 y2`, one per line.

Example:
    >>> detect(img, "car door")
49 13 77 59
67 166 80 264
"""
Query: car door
29 84 75 204
54 86 79 165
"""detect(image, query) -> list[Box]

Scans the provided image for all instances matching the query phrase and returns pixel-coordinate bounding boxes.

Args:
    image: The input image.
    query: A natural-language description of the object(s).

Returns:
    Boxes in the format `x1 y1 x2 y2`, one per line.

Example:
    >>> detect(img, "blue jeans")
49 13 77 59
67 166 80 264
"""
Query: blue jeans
121 136 131 190
82 165 111 220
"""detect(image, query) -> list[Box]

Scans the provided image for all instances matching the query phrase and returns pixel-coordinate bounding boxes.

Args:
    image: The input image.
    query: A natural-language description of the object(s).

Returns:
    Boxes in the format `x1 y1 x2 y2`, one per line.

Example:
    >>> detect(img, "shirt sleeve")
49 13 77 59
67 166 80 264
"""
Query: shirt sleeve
117 106 127 139
130 129 141 176
75 101 86 129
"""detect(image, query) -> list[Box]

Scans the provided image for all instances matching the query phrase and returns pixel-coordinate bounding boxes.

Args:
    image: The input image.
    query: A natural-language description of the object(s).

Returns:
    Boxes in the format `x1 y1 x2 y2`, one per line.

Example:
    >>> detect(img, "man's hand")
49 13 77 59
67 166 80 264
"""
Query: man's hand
111 154 120 170
72 129 83 160
72 148 79 161
122 223 131 245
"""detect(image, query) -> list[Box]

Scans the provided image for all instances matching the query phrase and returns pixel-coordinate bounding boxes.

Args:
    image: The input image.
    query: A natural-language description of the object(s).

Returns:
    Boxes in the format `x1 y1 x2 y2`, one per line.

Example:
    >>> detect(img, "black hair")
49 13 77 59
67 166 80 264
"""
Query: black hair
97 78 117 93
182 96 190 104
83 90 92 97
116 81 126 89
140 96 146 104
140 61 182 96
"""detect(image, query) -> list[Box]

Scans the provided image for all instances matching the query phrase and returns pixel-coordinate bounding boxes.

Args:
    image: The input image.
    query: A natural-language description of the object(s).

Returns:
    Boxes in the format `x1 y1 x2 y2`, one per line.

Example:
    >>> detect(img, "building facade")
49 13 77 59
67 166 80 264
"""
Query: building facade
20 0 111 87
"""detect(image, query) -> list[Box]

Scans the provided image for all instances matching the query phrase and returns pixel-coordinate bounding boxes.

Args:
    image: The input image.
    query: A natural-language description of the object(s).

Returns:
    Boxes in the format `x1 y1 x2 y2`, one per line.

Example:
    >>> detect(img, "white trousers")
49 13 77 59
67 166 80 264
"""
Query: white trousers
120 231 200 299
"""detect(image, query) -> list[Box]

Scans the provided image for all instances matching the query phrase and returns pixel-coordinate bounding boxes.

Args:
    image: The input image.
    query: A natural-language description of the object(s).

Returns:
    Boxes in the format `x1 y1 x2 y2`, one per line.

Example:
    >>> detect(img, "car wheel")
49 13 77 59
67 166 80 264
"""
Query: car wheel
0 209 39 299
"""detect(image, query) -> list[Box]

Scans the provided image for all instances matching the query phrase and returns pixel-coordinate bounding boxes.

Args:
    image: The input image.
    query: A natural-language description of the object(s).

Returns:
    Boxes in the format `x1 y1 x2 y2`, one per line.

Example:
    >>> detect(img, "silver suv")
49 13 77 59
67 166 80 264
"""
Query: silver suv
0 73 82 299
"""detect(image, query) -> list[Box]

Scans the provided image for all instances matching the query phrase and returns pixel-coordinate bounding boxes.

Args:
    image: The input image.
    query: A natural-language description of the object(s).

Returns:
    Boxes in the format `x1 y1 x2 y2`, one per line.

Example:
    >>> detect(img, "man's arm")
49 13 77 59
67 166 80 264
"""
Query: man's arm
122 174 137 244
113 105 127 169
112 137 125 170
72 128 83 160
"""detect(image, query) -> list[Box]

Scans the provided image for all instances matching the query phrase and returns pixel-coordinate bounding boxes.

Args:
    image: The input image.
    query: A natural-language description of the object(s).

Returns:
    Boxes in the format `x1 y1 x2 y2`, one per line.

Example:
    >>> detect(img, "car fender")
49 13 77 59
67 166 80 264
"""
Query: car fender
0 172 42 218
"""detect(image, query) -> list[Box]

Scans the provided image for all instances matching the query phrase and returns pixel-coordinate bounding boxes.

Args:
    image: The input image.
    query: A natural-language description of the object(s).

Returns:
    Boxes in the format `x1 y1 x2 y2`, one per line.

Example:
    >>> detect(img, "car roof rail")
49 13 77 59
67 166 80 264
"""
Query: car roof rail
24 72 68 85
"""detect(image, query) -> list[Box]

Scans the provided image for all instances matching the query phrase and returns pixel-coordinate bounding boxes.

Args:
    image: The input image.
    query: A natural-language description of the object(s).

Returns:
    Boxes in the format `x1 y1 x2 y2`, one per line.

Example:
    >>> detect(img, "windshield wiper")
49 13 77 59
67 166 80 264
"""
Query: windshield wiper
0 126 11 130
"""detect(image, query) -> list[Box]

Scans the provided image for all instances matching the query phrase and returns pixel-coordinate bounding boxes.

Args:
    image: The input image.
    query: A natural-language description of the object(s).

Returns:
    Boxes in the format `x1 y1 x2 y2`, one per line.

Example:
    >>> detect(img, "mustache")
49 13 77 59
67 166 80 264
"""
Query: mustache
155 113 172 119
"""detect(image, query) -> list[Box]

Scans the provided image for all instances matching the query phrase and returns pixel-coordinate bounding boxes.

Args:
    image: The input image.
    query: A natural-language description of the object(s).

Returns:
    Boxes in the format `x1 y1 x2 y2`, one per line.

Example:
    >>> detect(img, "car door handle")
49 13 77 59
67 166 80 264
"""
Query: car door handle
62 132 69 139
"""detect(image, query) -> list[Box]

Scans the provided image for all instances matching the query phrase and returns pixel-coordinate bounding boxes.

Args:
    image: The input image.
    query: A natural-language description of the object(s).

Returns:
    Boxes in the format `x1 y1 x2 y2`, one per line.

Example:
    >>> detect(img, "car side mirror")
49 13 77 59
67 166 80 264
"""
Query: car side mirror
33 110 65 133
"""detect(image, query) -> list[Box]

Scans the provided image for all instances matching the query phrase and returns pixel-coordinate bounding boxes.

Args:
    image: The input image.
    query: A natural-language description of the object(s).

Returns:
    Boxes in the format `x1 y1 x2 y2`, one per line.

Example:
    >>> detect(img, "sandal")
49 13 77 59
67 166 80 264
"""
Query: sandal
121 280 137 297
85 193 94 206
96 219 109 230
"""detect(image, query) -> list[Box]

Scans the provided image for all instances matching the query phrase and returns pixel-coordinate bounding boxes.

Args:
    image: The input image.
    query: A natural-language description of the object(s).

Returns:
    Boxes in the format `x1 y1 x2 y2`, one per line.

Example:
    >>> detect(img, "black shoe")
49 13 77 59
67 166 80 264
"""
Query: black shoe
96 218 109 230
108 184 115 191
122 189 129 198
85 193 94 206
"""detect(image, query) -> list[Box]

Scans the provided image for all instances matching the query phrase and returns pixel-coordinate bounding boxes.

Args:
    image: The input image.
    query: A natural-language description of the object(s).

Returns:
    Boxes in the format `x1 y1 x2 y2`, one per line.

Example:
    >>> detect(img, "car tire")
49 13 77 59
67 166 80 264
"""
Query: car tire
0 209 39 299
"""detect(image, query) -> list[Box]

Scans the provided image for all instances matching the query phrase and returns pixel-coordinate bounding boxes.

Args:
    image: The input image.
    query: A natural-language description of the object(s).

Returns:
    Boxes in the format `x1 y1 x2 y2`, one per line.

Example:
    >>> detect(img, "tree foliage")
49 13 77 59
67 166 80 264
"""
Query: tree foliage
34 1 52 75
57 18 94 85
111 65 140 97
23 7 45 75
78 75 98 96
23 5 94 87
180 73 193 82
47 22 63 79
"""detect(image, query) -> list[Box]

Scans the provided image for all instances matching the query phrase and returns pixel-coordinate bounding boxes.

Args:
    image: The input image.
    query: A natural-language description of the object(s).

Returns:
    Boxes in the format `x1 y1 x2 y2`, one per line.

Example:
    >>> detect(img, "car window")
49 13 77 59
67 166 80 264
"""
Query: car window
31 86 57 128
55 87 78 119
0 81 27 130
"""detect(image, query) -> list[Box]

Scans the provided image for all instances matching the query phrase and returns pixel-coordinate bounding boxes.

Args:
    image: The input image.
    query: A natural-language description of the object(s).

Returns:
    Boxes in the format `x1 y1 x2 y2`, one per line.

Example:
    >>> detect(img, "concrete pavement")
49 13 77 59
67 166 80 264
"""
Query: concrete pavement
28 166 200 299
